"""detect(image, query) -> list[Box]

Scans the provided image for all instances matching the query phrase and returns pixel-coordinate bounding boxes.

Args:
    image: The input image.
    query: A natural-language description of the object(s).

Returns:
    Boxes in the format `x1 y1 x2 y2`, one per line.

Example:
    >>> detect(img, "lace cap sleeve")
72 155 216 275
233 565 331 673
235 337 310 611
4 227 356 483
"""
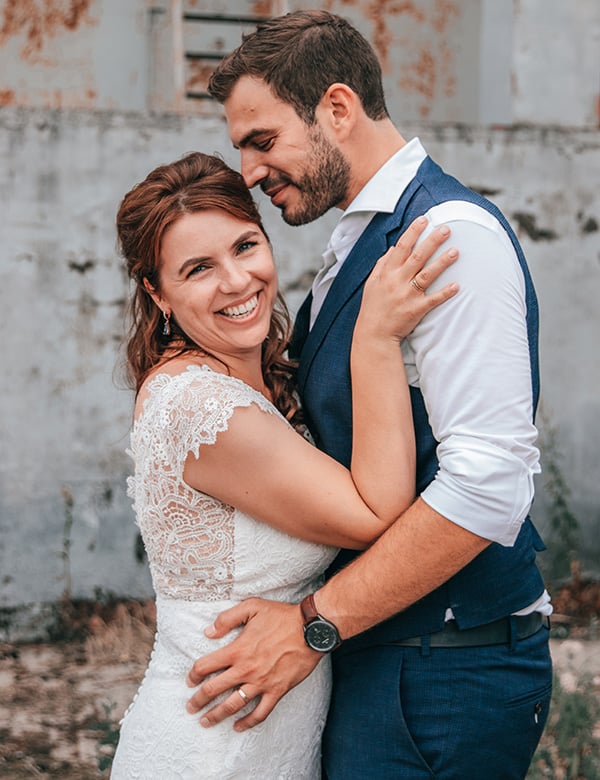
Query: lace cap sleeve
135 364 282 468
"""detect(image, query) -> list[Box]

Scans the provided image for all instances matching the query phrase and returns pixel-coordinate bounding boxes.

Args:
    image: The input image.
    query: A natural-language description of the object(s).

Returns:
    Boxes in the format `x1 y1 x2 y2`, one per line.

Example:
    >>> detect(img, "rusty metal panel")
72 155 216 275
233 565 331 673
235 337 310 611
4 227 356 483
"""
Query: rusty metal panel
183 0 285 15
289 0 481 123
0 0 148 111
0 0 98 109
181 0 283 105
183 18 266 99
183 16 267 52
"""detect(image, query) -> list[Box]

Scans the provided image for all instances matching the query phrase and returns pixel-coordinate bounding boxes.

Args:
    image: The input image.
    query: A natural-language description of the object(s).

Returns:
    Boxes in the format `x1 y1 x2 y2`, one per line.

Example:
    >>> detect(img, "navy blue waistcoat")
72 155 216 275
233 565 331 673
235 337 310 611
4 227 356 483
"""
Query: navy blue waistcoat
290 156 546 647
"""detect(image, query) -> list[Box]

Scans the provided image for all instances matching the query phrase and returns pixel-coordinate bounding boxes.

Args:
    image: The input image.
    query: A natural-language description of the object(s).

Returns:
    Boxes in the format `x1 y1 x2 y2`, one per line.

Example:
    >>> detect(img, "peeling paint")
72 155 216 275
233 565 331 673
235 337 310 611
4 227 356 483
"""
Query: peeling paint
470 186 502 198
250 0 277 16
512 212 558 242
399 46 436 117
580 215 599 234
0 0 95 60
431 0 460 34
0 88 15 105
349 0 458 117
367 1 426 70
187 61 217 94
68 259 95 274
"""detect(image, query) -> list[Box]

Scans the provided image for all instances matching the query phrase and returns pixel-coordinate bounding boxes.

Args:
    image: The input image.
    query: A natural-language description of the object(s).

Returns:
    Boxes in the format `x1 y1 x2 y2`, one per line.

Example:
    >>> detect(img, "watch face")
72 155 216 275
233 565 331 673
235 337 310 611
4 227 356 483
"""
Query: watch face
305 620 339 652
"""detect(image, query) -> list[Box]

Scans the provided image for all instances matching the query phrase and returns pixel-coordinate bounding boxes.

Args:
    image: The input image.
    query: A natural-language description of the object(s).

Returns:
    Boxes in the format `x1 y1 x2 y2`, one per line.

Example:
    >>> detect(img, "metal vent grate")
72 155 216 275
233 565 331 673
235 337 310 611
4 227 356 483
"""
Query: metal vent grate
182 7 278 102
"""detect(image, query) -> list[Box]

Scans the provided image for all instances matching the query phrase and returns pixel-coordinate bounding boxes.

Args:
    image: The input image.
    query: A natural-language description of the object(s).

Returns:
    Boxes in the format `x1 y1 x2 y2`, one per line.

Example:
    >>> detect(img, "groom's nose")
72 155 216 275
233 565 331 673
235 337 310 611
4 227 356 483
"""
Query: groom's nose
240 150 269 189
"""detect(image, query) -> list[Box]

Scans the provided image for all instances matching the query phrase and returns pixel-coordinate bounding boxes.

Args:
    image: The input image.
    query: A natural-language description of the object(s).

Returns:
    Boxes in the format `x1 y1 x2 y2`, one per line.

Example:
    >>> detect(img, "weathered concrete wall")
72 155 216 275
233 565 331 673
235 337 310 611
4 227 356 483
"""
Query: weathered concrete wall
0 108 340 638
0 0 598 638
3 0 597 126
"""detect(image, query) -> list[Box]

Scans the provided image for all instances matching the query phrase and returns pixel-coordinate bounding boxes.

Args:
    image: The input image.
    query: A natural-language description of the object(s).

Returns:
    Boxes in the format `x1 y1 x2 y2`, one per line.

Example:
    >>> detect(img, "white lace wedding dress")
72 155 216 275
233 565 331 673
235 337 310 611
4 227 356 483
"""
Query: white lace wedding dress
111 365 337 779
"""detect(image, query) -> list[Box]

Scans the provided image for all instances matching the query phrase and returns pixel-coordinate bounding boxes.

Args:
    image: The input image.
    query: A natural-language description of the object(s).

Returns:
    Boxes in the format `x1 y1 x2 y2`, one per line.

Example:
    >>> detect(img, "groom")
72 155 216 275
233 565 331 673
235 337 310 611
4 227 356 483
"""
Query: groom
186 10 552 778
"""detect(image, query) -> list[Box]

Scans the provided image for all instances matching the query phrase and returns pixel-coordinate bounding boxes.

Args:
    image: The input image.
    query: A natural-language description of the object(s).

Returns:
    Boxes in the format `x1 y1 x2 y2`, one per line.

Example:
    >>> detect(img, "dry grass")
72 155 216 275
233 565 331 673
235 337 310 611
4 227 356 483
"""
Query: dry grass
85 600 156 666
1 588 599 779
0 600 155 779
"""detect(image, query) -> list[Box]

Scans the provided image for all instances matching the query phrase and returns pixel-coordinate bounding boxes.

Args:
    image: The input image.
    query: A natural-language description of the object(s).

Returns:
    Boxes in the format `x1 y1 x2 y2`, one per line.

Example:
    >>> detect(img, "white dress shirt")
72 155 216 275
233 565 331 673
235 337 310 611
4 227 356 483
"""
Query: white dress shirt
310 138 551 616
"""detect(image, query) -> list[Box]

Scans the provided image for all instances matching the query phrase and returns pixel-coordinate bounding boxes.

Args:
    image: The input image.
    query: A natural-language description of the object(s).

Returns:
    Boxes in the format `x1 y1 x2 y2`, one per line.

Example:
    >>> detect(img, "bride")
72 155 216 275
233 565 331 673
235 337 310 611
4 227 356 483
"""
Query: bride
110 151 457 778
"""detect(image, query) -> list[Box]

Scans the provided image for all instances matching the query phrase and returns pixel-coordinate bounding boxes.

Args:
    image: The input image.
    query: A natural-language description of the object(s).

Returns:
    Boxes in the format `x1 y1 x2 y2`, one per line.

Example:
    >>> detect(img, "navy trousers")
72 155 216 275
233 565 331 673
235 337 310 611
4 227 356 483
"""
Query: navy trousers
322 624 552 779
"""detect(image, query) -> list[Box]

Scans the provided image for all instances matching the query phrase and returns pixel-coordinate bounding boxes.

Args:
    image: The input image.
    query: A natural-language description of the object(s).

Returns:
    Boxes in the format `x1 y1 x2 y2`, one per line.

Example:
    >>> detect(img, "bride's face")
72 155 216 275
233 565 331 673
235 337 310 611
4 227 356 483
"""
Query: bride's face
152 209 278 362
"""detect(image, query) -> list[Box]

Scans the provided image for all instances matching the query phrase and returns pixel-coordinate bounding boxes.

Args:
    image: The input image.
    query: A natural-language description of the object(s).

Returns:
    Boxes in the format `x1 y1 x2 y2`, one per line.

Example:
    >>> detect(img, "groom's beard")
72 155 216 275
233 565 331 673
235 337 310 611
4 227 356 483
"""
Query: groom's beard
261 128 351 226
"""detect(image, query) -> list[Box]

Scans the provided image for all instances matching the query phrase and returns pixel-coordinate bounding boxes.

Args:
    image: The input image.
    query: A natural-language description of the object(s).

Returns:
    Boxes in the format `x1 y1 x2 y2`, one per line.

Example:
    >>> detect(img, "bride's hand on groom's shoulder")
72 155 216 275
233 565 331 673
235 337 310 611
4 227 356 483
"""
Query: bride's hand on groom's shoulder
357 216 459 343
185 598 321 731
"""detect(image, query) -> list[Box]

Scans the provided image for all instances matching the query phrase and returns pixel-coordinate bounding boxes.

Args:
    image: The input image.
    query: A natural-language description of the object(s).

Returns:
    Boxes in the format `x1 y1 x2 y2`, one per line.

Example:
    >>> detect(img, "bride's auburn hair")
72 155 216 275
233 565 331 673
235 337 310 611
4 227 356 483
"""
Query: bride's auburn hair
117 151 301 423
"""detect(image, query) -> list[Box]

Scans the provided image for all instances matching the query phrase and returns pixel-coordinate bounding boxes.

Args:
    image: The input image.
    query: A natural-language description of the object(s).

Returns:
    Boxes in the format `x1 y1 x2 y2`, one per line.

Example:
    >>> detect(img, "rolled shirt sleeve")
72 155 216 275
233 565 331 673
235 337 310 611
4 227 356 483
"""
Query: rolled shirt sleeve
404 201 541 546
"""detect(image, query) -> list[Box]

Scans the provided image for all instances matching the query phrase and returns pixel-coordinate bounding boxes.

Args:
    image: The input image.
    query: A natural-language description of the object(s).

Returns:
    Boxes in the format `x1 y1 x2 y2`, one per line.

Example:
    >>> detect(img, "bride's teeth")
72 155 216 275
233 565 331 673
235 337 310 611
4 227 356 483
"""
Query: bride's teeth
222 295 258 318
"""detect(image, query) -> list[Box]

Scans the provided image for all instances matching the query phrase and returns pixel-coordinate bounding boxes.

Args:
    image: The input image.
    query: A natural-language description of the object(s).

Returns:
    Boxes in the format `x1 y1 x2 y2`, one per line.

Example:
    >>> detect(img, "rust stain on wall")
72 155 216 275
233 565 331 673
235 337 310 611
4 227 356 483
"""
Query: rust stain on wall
364 1 426 69
0 88 15 105
250 0 277 16
187 61 215 94
325 0 458 117
396 0 459 117
401 46 436 107
431 0 460 33
0 0 95 60
324 0 357 11
324 0 425 70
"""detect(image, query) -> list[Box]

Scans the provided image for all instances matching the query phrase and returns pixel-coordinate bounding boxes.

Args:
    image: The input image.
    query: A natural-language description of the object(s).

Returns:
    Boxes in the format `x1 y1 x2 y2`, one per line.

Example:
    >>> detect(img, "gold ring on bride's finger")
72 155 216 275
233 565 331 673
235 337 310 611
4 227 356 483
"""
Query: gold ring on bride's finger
411 277 425 293
237 687 249 703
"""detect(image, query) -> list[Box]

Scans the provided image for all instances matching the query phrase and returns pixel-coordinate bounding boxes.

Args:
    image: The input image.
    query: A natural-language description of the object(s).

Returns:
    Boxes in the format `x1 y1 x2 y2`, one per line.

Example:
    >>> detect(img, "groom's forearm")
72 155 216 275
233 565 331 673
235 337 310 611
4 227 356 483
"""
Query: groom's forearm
314 497 489 639
185 500 489 731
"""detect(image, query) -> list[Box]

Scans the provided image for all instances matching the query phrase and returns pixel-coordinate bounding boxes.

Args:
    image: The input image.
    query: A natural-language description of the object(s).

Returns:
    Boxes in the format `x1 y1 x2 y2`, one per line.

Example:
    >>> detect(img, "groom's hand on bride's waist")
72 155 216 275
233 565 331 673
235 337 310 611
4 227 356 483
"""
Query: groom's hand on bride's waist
185 597 322 731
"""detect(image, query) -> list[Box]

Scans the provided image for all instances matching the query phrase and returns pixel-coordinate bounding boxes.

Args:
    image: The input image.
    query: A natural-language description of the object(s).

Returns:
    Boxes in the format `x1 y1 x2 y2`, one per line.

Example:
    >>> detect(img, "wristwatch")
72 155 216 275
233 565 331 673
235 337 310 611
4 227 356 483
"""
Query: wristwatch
300 593 342 653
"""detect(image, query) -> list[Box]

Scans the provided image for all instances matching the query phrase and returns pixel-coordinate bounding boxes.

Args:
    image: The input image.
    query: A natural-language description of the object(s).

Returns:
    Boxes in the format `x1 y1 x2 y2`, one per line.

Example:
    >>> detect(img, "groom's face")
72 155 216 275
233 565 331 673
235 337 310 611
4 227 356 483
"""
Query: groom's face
224 75 351 226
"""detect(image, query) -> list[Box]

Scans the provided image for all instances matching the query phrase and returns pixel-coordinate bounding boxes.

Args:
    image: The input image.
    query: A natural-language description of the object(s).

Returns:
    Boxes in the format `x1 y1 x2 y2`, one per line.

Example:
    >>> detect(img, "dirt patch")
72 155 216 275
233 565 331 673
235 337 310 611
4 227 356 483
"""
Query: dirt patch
0 585 598 779
0 601 155 779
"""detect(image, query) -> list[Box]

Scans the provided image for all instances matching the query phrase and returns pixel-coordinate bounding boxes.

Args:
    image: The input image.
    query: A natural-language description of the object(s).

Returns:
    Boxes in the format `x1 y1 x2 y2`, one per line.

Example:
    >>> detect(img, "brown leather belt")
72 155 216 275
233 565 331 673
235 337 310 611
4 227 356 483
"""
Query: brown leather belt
392 613 550 648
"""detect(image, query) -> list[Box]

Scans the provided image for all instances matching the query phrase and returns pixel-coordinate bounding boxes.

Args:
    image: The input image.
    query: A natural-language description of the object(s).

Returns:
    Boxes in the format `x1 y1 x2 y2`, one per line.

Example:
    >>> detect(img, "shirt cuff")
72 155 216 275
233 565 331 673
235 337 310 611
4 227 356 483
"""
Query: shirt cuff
420 435 539 547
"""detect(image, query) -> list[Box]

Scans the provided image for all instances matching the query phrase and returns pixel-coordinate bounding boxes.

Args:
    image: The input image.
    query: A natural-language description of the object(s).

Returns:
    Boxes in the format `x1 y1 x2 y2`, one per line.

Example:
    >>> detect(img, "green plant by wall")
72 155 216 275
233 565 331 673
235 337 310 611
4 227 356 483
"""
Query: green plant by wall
537 407 580 585
88 701 121 774
528 673 600 779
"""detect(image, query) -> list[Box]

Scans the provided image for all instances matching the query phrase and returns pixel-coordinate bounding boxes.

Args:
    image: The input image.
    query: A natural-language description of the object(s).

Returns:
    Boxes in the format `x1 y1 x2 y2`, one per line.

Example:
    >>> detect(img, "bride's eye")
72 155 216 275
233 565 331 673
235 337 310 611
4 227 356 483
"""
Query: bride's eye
187 263 209 277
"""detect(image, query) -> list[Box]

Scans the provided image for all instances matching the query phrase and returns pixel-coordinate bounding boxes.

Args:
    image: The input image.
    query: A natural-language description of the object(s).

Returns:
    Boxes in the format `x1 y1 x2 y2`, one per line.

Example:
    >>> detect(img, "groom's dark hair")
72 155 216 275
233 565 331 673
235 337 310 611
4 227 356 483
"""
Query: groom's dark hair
208 9 389 124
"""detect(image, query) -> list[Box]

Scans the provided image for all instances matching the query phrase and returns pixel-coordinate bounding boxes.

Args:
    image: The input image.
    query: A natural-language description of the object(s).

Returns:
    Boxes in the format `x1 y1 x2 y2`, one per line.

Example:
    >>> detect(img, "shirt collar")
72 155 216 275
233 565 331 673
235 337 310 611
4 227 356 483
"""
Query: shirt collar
327 138 427 261
345 137 427 216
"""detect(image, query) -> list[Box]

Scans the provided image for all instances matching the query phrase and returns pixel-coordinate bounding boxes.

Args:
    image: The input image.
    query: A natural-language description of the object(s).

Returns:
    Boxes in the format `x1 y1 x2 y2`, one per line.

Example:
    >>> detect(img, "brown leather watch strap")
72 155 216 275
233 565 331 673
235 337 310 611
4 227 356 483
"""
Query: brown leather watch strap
300 593 319 624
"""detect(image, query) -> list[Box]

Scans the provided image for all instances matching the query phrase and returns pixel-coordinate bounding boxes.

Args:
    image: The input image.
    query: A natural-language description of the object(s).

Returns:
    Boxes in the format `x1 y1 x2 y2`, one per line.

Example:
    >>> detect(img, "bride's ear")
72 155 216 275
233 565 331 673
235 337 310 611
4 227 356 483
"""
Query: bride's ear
143 277 164 311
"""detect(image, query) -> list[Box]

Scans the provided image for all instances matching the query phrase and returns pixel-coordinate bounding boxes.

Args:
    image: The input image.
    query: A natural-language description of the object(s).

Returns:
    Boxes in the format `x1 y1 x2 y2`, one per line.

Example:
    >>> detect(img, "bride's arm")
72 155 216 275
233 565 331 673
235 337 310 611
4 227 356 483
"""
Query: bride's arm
349 218 458 522
183 220 457 549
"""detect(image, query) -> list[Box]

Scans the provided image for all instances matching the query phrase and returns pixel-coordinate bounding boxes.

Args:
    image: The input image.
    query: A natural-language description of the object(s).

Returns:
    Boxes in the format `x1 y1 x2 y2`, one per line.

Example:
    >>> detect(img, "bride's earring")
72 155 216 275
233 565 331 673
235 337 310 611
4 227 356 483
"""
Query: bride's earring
162 311 171 337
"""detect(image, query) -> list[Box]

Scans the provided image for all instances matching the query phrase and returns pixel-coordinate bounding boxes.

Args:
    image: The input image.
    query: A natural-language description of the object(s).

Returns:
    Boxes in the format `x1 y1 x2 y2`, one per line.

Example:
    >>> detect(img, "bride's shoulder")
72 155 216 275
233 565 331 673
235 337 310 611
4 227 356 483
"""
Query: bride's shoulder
134 358 272 427
134 359 223 421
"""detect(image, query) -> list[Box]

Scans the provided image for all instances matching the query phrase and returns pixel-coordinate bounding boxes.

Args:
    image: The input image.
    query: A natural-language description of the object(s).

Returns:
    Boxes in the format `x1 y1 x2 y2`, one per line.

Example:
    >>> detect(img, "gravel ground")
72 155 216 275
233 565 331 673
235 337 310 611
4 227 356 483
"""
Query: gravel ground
0 601 598 779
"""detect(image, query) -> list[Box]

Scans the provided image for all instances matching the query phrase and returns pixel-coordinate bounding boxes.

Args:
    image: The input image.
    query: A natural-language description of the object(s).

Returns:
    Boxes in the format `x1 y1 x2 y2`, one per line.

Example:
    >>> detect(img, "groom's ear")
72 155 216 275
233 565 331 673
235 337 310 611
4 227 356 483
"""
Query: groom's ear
315 83 358 141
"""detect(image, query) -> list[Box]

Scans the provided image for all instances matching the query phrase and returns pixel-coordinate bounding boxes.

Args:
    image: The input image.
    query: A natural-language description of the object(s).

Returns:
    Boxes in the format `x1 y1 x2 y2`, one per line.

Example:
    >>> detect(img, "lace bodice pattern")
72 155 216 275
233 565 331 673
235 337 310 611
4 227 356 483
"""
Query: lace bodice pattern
127 364 337 604
112 365 337 778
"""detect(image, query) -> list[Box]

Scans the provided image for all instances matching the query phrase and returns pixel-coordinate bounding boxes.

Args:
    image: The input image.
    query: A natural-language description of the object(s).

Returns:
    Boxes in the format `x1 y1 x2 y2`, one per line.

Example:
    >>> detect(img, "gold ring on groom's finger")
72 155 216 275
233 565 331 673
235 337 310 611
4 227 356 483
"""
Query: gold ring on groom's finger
411 277 425 293
237 687 249 703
